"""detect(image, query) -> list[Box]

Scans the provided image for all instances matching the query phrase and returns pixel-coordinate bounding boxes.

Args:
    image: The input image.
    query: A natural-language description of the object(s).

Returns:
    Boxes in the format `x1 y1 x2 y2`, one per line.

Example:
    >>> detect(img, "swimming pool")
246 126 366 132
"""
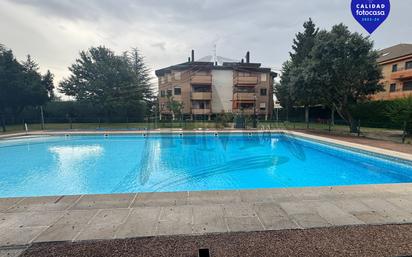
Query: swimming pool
0 133 411 197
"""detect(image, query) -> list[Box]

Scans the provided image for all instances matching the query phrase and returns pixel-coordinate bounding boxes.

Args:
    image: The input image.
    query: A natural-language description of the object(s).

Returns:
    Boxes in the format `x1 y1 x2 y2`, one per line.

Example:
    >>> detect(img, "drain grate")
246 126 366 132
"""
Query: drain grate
198 248 210 257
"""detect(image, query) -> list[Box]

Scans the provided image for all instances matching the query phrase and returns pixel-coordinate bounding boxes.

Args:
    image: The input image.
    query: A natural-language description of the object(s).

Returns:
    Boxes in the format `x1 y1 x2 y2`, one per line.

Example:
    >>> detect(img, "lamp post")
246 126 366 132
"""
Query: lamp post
253 93 257 128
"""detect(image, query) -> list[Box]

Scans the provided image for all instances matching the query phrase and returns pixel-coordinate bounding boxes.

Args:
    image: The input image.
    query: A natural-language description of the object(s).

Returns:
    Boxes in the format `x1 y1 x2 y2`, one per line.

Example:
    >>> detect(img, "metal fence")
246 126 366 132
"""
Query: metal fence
1 116 410 144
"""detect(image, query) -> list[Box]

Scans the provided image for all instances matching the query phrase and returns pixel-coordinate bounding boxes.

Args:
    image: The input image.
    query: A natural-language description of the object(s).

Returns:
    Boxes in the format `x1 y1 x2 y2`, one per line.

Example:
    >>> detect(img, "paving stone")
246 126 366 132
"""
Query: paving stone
156 206 193 236
315 202 364 226
132 192 188 207
54 210 98 225
192 205 227 234
286 187 340 200
386 197 412 213
253 202 289 218
0 226 46 246
239 189 274 203
0 211 64 229
225 217 263 232
331 199 371 213
291 213 331 228
70 194 135 210
223 203 257 218
0 198 24 212
361 198 412 223
353 212 389 225
157 220 193 236
158 206 192 223
33 224 83 242
279 201 318 215
75 223 120 241
88 209 130 225
269 189 296 201
379 183 412 195
189 190 241 205
115 207 161 238
0 248 25 257
253 202 299 230
6 196 80 213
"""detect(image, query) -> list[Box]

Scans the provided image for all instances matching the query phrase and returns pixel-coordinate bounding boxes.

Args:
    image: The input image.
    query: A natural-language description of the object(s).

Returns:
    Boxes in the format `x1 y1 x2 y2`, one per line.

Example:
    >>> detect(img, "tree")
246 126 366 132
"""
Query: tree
276 61 293 121
0 47 50 132
278 18 320 126
166 96 184 121
310 24 383 132
386 96 412 134
60 46 144 119
42 70 55 100
126 48 155 115
0 47 22 131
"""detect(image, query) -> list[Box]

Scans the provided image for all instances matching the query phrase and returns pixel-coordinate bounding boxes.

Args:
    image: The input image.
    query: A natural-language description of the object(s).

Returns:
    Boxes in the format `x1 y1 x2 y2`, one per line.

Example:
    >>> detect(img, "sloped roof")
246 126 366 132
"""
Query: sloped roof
377 44 412 63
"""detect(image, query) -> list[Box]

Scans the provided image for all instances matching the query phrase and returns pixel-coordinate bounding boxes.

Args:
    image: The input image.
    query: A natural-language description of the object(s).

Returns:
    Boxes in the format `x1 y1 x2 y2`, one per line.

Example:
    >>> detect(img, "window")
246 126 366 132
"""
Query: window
174 87 181 95
167 89 172 96
406 61 412 70
260 88 267 96
260 103 266 111
403 81 412 91
389 84 396 92
174 72 181 80
392 64 398 72
261 73 267 82
160 90 165 97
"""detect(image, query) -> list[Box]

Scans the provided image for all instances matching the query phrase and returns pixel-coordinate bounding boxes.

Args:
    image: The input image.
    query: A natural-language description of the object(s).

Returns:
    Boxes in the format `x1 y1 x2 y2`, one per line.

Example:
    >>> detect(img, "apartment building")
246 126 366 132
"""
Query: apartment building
372 44 412 100
155 51 277 120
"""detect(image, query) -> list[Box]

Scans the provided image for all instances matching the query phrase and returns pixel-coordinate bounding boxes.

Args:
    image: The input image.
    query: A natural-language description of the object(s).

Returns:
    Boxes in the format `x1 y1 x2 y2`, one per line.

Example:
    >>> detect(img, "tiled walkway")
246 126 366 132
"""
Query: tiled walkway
2 184 412 248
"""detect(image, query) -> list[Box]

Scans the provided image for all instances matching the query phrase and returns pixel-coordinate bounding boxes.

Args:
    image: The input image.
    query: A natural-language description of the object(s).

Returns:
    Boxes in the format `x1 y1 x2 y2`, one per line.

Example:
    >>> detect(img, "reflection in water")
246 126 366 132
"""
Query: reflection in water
280 135 306 161
150 155 289 191
49 145 104 175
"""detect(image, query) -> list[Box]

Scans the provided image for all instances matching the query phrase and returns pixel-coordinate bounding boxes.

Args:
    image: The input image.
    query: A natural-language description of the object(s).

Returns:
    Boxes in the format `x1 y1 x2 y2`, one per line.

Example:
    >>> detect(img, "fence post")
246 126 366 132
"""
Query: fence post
402 121 407 144
40 106 45 130
357 119 361 137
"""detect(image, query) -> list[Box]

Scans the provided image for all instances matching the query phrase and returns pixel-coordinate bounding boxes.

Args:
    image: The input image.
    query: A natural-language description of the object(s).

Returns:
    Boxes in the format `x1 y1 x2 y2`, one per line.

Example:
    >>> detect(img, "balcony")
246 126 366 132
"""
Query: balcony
192 108 211 115
234 76 258 85
391 68 412 80
191 92 212 100
233 92 256 101
191 75 212 85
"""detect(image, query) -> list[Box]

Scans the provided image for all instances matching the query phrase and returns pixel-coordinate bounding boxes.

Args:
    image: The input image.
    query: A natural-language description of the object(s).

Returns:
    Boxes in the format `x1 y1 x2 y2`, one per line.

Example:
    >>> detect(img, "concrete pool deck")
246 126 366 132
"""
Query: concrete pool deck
1 130 412 255
2 184 412 250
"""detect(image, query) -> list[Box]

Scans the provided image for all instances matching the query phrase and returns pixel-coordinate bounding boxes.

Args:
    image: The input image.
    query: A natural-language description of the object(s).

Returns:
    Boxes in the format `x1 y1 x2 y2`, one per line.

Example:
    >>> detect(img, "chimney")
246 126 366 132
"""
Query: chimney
241 58 244 63
188 57 191 62
246 51 250 63
191 50 195 62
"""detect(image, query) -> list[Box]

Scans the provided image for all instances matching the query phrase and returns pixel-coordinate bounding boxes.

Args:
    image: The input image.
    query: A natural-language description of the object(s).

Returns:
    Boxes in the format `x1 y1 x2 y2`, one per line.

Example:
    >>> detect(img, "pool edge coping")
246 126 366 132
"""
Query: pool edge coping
2 129 411 162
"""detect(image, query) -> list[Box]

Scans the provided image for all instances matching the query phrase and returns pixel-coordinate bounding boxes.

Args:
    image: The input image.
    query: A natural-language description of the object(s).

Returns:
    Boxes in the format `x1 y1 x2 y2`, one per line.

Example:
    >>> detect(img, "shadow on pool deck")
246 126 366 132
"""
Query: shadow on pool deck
18 224 412 257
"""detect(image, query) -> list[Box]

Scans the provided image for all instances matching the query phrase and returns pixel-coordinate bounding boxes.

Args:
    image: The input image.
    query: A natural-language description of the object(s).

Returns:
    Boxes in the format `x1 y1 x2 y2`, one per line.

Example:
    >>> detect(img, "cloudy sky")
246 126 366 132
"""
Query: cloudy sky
0 0 411 88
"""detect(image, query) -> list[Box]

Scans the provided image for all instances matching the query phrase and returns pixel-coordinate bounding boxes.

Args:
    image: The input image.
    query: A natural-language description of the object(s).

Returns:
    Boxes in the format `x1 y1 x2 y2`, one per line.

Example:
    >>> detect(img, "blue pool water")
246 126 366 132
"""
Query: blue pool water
0 133 411 197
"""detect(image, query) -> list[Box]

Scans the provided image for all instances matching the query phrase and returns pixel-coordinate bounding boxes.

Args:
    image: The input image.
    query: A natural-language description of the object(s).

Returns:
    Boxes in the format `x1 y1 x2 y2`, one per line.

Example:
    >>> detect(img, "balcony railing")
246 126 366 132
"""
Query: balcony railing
232 108 255 115
391 68 412 80
234 76 258 85
191 75 212 84
192 108 211 115
233 92 256 101
191 92 212 100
